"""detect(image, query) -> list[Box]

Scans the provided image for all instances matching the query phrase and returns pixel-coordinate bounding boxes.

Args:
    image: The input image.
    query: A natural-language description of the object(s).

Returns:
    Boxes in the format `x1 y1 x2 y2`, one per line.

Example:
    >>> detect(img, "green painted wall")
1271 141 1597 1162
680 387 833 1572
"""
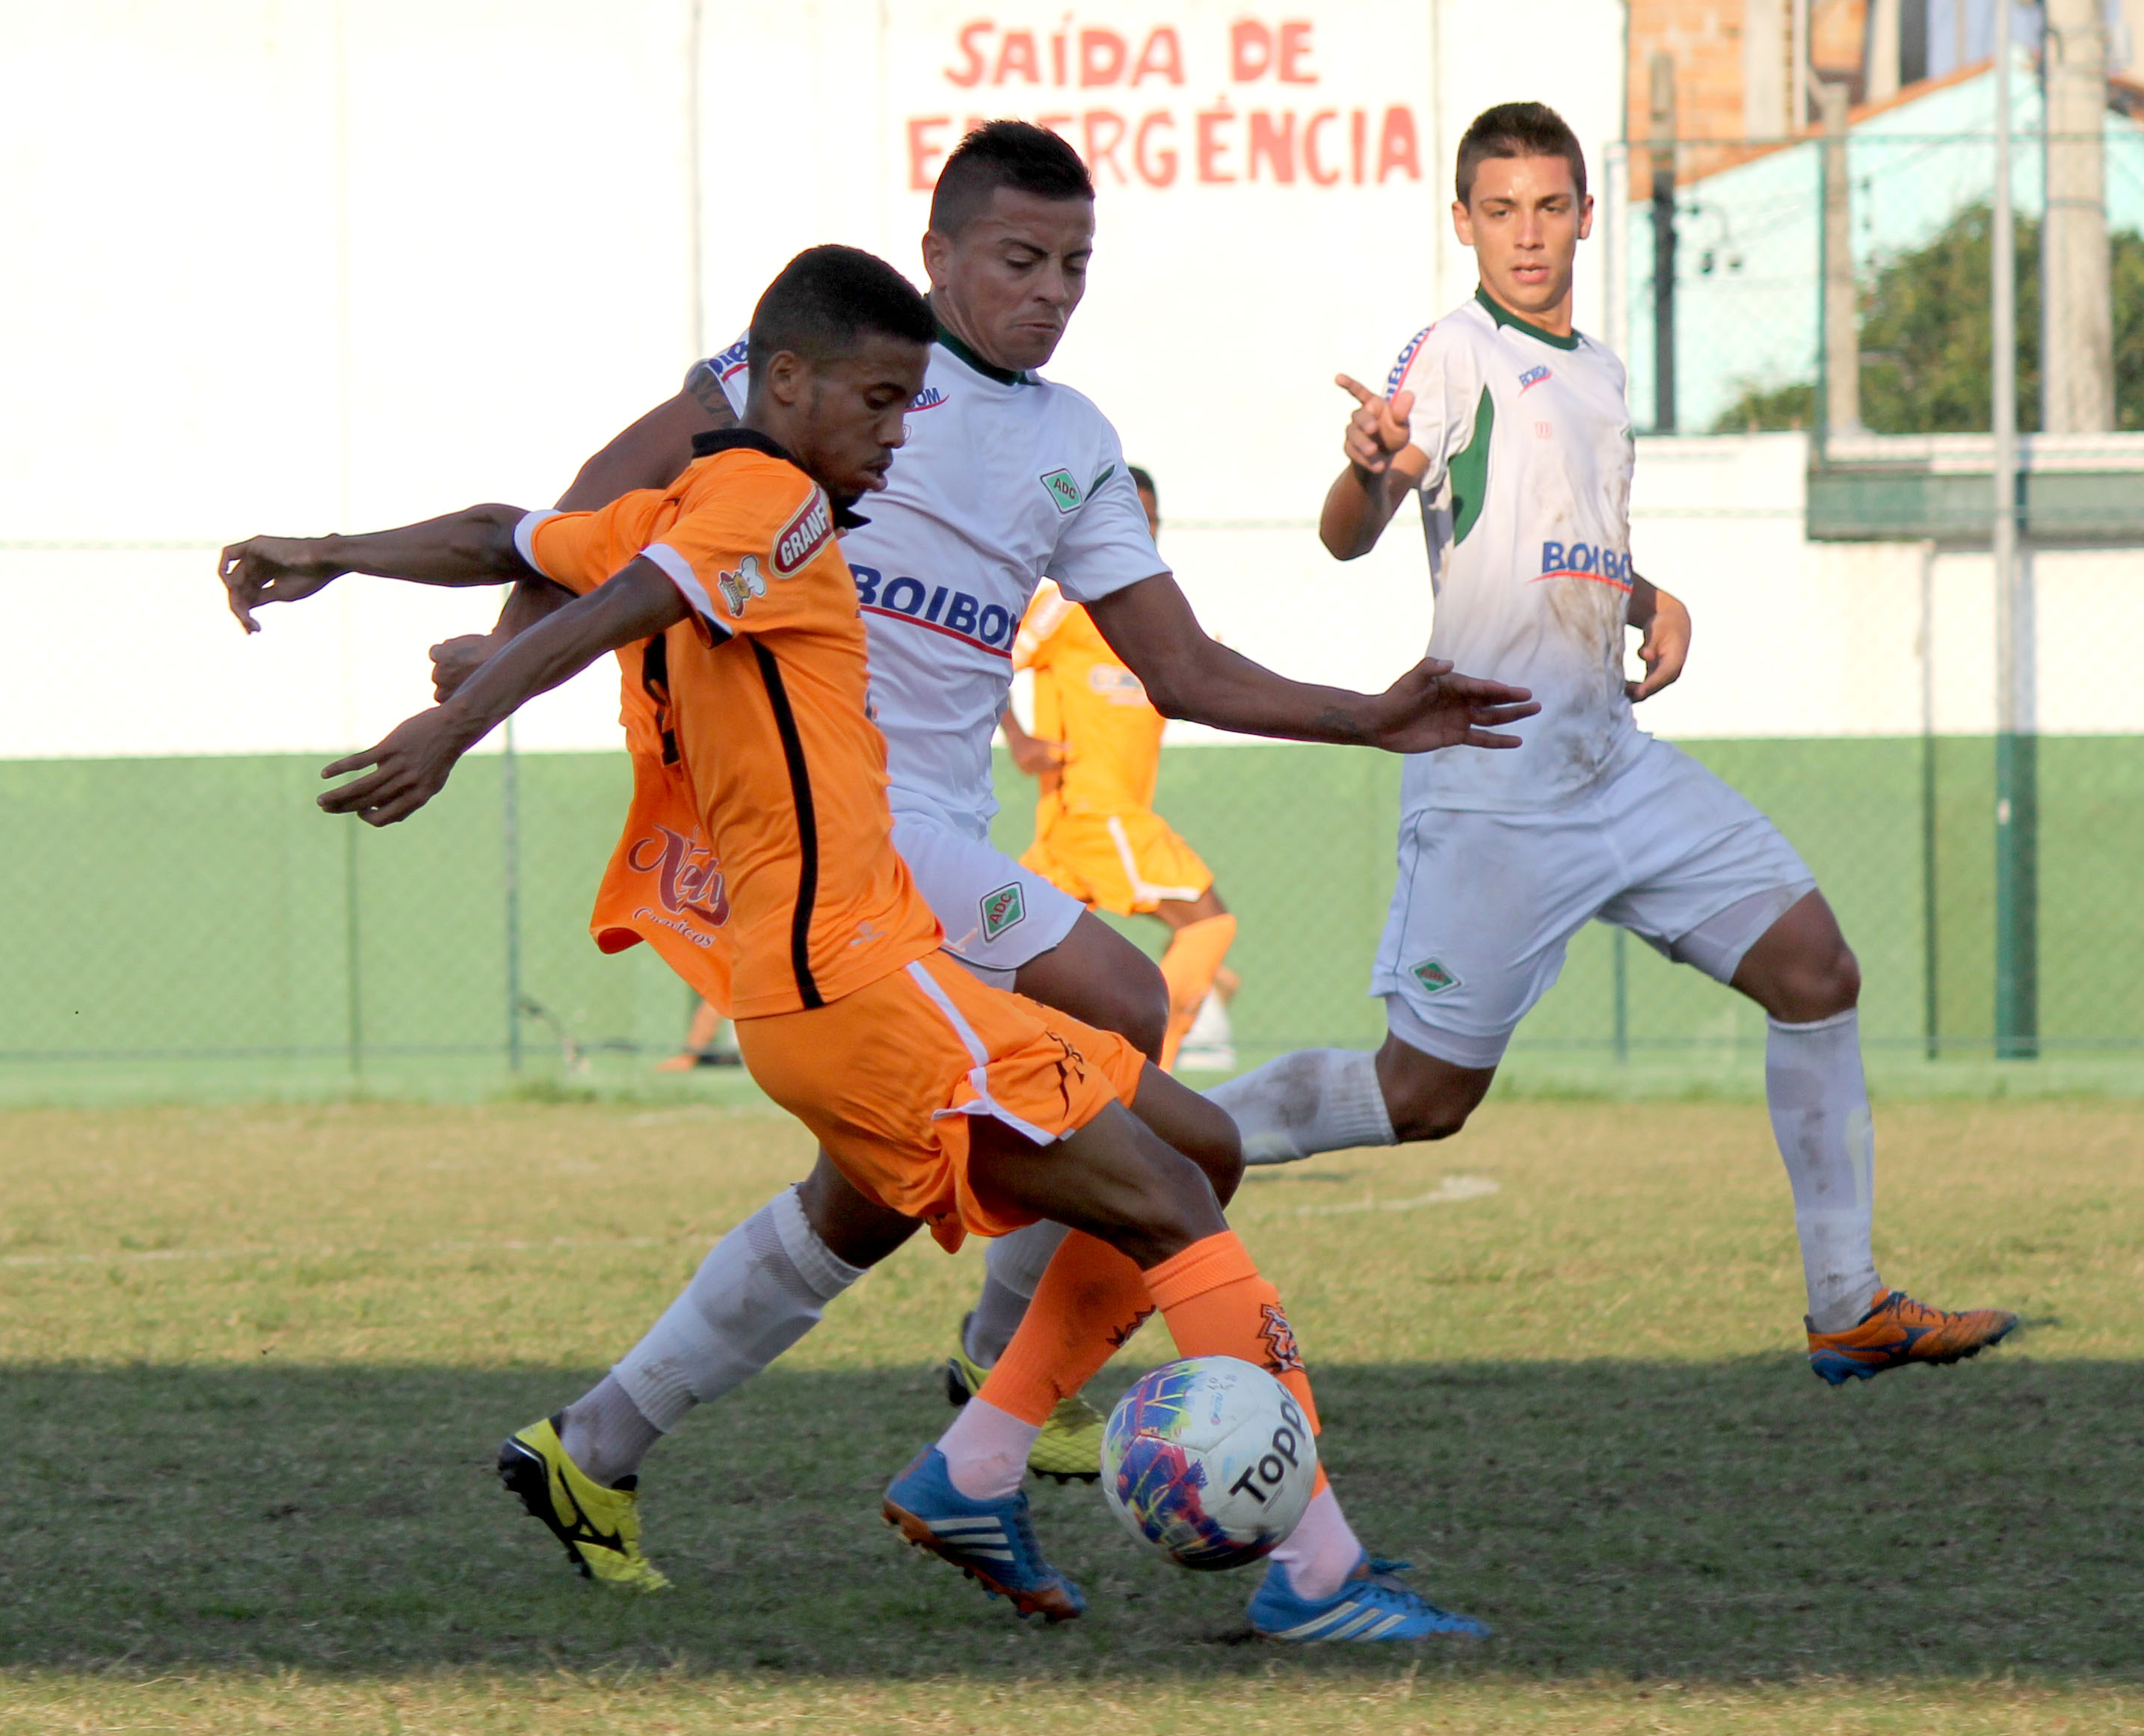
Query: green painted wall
3 737 2140 1072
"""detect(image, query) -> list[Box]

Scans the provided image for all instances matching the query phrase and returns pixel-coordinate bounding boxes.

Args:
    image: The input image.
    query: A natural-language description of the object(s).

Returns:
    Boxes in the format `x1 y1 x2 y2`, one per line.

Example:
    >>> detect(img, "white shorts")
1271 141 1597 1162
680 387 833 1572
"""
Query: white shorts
890 812 1085 988
1371 738 1817 1070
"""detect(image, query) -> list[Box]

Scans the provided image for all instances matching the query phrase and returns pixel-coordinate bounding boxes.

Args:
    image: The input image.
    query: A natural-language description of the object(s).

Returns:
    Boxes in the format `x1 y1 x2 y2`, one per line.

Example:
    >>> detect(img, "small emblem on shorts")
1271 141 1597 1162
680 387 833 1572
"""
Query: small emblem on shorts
980 882 1026 942
1039 468 1082 513
1411 957 1462 995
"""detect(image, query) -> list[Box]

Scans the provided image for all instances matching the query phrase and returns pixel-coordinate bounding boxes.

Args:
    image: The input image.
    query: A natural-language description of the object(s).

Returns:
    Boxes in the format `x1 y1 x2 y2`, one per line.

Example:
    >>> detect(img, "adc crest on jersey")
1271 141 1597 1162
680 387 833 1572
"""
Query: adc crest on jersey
980 881 1026 942
772 490 835 578
1039 468 1082 514
717 555 768 618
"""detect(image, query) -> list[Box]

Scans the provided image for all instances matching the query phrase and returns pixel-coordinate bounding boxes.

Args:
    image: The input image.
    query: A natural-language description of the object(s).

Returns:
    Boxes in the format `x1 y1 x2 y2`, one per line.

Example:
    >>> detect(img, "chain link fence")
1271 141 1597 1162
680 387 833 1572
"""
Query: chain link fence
8 80 2144 1102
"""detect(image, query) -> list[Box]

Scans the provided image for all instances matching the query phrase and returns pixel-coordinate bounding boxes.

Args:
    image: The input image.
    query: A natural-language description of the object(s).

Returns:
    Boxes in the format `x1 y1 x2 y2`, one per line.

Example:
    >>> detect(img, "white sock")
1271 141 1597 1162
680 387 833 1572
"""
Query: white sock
612 1186 866 1435
936 1396 1040 1500
1266 1486 1365 1601
964 1219 1071 1365
1766 1010 1882 1334
557 1373 662 1488
1205 1048 1396 1166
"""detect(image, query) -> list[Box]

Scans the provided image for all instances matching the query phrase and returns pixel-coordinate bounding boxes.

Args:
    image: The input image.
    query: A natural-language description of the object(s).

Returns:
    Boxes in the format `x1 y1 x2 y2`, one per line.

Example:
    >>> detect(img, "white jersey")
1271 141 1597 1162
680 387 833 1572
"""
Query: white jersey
706 328 1164 839
1388 289 1647 813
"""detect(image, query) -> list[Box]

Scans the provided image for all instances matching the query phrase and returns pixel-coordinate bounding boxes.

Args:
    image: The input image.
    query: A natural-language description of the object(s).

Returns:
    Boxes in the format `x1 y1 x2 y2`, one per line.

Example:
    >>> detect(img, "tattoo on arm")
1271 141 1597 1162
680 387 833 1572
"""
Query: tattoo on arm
683 360 740 427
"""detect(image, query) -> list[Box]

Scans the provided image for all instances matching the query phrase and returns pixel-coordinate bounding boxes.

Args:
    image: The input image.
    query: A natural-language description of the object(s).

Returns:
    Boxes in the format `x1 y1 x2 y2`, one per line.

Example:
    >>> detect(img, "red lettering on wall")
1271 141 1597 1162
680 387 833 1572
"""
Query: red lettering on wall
1196 102 1236 182
1230 19 1272 81
1129 26 1183 85
1376 105 1421 181
908 116 949 191
1084 108 1128 182
1248 110 1296 182
1278 20 1316 81
1350 107 1366 184
1079 28 1127 85
1303 109 1340 184
946 20 990 88
994 29 1039 84
1134 109 1178 185
1050 28 1068 85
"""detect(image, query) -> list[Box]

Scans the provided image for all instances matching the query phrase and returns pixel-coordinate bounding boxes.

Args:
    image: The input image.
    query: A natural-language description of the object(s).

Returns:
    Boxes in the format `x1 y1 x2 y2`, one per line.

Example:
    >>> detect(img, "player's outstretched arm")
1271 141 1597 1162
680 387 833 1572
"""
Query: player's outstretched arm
436 364 738 698
218 505 535 633
320 560 689 827
1319 375 1429 561
1085 574 1538 754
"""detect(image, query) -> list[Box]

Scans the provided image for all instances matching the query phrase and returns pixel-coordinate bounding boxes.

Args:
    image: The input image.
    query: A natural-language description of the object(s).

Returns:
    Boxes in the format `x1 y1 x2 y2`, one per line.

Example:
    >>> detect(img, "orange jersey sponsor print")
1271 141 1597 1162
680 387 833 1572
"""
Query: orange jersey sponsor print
523 431 941 1018
585 656 736 1012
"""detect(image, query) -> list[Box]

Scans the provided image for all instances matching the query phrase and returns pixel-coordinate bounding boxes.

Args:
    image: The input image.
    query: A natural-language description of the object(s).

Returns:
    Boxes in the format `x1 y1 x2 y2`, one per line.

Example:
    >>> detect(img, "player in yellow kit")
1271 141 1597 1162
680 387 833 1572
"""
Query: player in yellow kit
1002 469 1236 1073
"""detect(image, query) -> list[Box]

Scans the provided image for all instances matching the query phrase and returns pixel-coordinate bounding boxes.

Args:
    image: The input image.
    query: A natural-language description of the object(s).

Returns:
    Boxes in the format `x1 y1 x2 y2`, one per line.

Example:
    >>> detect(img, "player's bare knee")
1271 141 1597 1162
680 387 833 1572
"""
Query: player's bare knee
1116 976 1169 1062
1184 1104 1245 1205
1385 1092 1478 1144
796 1151 917 1268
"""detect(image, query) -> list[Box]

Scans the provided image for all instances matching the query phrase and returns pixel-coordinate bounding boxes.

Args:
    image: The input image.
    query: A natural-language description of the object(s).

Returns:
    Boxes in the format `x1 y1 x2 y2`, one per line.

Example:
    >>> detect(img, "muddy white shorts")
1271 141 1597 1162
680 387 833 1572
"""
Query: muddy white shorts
891 812 1085 988
1371 738 1817 1069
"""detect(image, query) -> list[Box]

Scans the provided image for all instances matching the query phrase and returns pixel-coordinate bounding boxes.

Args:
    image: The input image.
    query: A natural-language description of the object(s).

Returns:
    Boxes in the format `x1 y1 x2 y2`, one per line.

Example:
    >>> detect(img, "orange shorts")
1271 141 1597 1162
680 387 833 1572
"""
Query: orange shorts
733 950 1148 1252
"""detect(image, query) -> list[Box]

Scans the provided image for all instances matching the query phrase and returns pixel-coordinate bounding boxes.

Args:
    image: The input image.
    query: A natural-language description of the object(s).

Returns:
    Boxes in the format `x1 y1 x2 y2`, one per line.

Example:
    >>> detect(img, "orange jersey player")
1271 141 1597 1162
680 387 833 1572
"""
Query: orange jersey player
219 245 1532 1638
1003 467 1236 1072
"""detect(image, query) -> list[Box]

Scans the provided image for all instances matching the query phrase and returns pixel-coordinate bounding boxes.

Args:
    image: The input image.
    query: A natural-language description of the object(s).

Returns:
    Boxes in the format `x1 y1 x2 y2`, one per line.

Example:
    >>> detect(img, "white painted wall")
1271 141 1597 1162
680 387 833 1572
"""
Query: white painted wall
31 2 2136 763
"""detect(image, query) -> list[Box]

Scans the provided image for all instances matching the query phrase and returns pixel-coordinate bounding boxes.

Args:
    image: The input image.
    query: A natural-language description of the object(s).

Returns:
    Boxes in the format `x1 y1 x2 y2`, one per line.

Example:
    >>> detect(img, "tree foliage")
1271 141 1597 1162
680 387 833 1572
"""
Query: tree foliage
1713 206 2144 434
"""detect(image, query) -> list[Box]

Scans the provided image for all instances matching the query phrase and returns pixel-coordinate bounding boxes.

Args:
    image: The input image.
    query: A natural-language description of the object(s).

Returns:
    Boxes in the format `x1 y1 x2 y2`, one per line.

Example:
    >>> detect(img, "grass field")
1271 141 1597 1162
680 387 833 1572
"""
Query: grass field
4 1096 2143 1734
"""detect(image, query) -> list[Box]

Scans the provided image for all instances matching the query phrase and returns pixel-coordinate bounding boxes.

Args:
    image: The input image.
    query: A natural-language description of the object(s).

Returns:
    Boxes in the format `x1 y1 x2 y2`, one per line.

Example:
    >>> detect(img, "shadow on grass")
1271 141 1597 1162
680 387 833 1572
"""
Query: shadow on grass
6 1355 2140 1684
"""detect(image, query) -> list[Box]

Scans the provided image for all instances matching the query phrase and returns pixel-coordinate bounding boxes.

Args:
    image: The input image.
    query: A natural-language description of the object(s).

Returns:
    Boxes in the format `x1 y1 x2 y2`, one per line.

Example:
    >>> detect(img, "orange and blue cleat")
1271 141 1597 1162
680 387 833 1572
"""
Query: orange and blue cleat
1807 1287 2018 1385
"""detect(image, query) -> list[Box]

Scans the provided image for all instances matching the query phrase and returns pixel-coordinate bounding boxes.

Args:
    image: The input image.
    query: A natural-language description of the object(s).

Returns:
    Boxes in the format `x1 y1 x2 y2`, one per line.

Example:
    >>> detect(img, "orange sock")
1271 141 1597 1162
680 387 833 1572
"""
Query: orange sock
978 1227 1327 1495
1139 1228 1320 1434
1158 913 1236 1071
978 1231 1152 1426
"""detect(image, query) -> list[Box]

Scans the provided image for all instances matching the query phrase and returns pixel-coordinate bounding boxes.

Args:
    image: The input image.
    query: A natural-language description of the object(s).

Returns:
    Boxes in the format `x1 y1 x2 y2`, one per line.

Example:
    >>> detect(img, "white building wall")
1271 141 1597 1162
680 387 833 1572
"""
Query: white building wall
12 2 2133 762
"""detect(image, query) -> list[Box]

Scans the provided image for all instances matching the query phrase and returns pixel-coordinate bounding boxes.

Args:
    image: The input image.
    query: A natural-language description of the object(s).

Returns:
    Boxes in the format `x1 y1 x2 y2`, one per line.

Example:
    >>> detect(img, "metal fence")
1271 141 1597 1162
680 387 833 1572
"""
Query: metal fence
8 78 2144 1100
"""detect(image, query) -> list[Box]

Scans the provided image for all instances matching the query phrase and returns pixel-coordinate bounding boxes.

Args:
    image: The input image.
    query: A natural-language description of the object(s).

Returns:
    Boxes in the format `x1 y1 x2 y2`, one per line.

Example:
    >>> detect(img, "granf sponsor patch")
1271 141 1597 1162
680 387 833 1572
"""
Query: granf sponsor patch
979 881 1026 942
1257 1303 1305 1375
772 492 835 578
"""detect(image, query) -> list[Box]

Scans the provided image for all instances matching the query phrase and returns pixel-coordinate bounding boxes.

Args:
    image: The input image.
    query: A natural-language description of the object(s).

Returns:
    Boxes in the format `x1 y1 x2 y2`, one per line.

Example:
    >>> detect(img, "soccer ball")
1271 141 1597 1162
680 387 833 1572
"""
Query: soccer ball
1101 1355 1317 1571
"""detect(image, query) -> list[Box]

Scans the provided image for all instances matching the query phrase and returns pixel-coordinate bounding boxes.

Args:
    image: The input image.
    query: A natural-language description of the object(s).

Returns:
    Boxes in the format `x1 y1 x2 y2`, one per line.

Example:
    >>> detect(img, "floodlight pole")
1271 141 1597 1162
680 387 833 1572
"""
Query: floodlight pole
1991 4 2039 1059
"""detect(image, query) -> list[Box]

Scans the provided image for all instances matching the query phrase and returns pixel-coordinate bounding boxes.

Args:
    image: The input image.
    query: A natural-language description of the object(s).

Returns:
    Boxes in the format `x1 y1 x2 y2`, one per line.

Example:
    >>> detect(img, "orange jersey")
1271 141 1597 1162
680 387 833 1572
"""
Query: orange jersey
1013 581 1163 815
584 637 736 1012
522 431 941 1019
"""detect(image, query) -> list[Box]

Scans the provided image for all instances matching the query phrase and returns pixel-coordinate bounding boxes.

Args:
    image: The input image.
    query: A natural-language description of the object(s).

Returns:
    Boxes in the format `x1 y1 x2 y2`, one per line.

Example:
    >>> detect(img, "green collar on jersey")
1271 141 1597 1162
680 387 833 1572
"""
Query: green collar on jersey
931 314 1031 386
1474 284 1580 352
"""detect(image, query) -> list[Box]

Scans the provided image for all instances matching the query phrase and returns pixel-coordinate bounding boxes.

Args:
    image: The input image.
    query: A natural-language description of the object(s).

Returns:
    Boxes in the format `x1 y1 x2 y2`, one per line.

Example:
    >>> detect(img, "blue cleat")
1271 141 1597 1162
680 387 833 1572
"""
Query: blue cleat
881 1447 1086 1622
1248 1555 1491 1642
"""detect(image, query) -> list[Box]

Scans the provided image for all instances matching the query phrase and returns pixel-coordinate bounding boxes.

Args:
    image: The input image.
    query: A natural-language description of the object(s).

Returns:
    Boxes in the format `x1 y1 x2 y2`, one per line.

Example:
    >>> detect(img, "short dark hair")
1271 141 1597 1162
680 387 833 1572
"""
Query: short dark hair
1455 102 1587 207
1128 464 1156 503
929 120 1094 236
747 244 934 378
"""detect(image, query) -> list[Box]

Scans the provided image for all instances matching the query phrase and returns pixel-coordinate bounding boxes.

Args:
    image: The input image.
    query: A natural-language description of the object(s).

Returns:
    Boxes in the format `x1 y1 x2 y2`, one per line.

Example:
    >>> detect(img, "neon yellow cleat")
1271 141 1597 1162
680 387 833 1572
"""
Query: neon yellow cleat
946 1320 1106 1485
496 1415 671 1592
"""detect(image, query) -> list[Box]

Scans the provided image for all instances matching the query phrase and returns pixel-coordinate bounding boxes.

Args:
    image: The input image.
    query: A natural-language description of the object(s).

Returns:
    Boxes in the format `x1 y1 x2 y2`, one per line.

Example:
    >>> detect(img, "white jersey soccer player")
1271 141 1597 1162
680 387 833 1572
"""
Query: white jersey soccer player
1210 101 2020 1387
699 324 1158 979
